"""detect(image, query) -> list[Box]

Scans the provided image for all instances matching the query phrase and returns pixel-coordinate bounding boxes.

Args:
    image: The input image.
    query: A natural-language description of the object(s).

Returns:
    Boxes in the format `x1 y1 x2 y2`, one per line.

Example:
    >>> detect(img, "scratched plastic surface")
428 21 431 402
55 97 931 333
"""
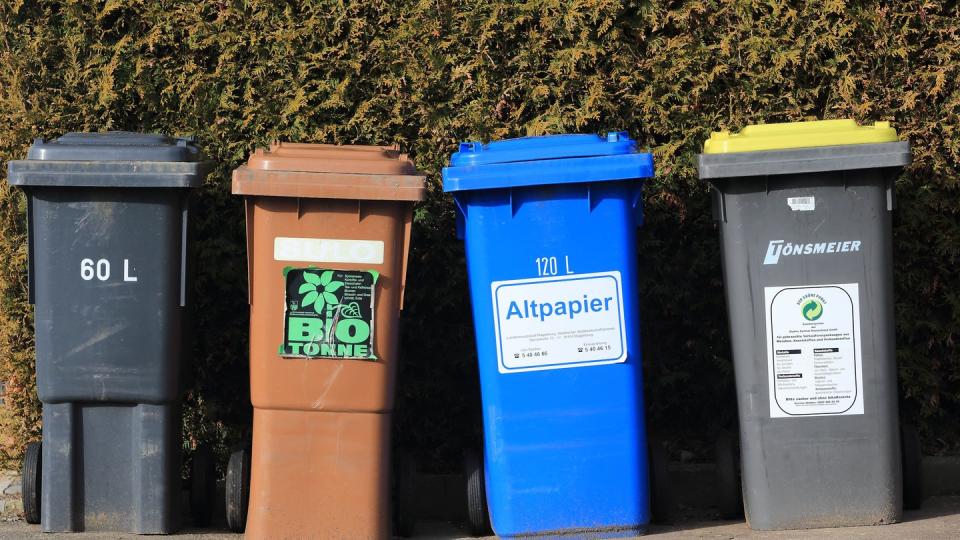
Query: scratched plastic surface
697 122 911 530
6 132 209 533
444 133 654 537
232 143 425 539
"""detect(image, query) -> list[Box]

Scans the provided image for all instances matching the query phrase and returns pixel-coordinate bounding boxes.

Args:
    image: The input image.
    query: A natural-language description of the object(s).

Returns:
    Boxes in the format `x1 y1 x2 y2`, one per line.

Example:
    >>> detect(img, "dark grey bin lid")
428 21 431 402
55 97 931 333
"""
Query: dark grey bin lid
27 132 203 162
7 131 212 188
697 141 911 180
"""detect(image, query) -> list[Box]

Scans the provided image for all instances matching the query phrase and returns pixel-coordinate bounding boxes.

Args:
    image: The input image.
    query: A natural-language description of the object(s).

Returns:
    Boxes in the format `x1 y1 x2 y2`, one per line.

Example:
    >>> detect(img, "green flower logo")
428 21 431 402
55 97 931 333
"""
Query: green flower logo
299 270 343 314
801 299 823 321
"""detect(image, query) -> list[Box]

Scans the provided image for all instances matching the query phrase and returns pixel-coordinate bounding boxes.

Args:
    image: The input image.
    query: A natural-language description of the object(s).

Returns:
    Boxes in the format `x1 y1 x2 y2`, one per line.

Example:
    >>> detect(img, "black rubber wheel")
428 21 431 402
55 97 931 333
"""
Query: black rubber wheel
901 423 923 510
464 449 492 536
393 450 417 537
189 444 216 527
715 430 744 519
648 437 673 524
21 442 41 525
225 447 251 533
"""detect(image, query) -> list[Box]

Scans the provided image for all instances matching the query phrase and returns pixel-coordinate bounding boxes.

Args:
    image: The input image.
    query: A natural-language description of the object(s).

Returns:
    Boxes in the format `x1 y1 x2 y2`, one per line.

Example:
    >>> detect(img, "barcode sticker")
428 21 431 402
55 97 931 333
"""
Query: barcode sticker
788 196 815 211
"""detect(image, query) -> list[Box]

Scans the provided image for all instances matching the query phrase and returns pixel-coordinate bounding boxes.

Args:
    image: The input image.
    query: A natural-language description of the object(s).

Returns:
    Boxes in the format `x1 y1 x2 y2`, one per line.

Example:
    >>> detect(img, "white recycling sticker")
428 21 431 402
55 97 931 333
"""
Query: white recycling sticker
273 237 384 264
491 271 627 373
765 283 864 418
787 196 816 211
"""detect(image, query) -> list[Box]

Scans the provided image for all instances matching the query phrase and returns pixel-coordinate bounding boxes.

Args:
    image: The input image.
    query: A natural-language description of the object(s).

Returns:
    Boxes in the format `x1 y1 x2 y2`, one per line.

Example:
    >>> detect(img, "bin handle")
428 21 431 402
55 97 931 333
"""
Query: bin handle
453 195 466 241
631 184 644 227
180 195 189 307
26 193 35 305
245 198 254 305
399 204 414 310
586 184 645 227
705 181 727 223
886 173 896 212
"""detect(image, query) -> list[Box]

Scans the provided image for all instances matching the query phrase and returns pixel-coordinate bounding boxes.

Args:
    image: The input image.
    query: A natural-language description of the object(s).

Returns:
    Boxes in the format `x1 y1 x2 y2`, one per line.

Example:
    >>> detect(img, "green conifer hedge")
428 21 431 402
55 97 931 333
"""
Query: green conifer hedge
0 1 957 467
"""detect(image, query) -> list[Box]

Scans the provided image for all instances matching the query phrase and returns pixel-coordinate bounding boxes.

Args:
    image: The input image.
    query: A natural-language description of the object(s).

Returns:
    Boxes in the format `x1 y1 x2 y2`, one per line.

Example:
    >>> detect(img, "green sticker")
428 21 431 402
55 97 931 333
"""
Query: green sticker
280 268 377 360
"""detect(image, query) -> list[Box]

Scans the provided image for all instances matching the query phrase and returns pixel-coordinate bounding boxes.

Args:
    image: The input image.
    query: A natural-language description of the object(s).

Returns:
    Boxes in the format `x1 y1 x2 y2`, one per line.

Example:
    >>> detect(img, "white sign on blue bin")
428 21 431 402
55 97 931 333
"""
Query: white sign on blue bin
491 271 627 373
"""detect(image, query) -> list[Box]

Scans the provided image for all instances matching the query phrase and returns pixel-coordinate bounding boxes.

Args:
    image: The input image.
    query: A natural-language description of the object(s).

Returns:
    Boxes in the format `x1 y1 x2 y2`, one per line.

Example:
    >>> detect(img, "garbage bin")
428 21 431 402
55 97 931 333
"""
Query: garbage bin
442 133 654 537
6 132 213 533
697 119 912 529
230 142 424 538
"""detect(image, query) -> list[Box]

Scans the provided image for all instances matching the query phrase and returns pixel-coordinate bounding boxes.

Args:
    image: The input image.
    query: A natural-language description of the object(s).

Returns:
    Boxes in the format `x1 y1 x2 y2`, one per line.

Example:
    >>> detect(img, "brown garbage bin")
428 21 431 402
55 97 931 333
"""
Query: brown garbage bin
230 142 425 539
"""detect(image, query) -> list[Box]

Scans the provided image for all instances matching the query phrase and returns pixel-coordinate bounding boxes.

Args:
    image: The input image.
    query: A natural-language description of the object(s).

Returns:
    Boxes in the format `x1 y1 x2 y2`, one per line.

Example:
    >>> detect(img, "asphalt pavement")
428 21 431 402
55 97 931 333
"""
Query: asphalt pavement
0 495 957 539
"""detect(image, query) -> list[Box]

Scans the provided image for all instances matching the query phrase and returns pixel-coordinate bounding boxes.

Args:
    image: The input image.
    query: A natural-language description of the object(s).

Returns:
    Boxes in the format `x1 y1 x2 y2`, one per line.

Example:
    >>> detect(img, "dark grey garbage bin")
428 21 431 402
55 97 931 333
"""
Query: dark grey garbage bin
697 120 913 530
6 132 213 533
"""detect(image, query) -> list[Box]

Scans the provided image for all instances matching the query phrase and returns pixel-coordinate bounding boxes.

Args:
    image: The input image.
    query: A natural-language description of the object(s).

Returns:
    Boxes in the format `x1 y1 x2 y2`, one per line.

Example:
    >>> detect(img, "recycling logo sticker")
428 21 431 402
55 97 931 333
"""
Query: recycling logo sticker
280 267 378 360
764 284 863 418
801 298 824 321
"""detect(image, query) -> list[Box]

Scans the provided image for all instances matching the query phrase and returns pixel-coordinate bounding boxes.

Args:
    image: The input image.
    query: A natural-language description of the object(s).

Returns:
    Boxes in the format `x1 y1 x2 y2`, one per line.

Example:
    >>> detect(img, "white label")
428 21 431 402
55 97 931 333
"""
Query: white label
491 271 627 373
787 196 816 211
80 258 137 282
123 259 138 282
763 239 862 265
273 237 384 264
765 283 864 418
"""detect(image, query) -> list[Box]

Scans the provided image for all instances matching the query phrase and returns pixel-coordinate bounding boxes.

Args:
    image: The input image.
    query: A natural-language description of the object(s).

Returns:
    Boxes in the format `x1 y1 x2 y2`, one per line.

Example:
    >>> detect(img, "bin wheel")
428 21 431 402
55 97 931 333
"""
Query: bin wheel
901 423 923 510
715 430 743 519
648 437 673 523
21 442 41 525
394 450 417 537
189 444 216 527
225 447 251 533
464 449 492 536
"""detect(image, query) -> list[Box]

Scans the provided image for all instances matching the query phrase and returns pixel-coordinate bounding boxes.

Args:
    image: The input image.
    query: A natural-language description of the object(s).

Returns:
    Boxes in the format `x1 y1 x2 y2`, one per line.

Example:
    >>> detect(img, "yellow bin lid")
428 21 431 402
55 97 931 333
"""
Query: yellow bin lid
703 119 899 154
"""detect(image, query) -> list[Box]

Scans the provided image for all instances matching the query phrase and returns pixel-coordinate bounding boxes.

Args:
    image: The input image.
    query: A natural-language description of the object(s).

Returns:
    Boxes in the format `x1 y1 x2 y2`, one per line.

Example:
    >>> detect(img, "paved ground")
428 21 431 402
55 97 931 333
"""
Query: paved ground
3 459 957 538
0 495 957 539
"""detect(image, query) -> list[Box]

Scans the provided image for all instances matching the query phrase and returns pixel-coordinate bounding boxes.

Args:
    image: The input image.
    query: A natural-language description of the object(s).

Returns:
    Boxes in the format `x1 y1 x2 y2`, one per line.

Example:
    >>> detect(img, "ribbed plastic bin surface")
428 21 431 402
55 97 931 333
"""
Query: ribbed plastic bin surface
444 133 654 537
232 142 424 539
7 132 211 533
697 119 911 530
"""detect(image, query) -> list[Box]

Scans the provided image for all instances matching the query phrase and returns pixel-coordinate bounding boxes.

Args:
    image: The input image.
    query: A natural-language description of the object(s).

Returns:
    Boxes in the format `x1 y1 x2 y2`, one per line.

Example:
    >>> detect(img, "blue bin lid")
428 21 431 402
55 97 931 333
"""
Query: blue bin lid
442 132 653 192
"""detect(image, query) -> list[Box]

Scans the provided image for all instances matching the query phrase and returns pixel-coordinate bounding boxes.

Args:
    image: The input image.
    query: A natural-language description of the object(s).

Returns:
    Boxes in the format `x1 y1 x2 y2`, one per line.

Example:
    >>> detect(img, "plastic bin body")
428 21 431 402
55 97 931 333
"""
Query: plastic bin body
232 143 424 539
443 133 653 537
6 132 210 533
697 120 911 530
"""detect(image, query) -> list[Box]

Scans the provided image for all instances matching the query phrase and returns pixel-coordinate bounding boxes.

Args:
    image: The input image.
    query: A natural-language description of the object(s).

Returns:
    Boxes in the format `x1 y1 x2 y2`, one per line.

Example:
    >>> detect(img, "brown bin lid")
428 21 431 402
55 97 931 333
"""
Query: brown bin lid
232 142 426 201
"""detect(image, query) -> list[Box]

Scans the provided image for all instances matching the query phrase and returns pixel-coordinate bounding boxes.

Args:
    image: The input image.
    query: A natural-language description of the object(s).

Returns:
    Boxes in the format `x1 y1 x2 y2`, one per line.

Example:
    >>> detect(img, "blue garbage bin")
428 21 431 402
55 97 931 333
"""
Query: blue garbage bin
443 133 654 537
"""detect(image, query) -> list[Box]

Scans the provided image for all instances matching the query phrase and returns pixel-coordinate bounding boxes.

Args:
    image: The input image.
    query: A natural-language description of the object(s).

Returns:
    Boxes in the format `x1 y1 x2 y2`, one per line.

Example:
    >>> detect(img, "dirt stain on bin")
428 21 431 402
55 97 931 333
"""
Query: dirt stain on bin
232 143 424 539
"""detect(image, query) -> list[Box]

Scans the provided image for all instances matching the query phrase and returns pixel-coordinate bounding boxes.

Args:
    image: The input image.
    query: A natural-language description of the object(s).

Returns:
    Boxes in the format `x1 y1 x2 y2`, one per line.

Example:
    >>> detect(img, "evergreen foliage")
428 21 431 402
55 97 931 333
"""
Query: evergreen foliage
0 1 957 466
